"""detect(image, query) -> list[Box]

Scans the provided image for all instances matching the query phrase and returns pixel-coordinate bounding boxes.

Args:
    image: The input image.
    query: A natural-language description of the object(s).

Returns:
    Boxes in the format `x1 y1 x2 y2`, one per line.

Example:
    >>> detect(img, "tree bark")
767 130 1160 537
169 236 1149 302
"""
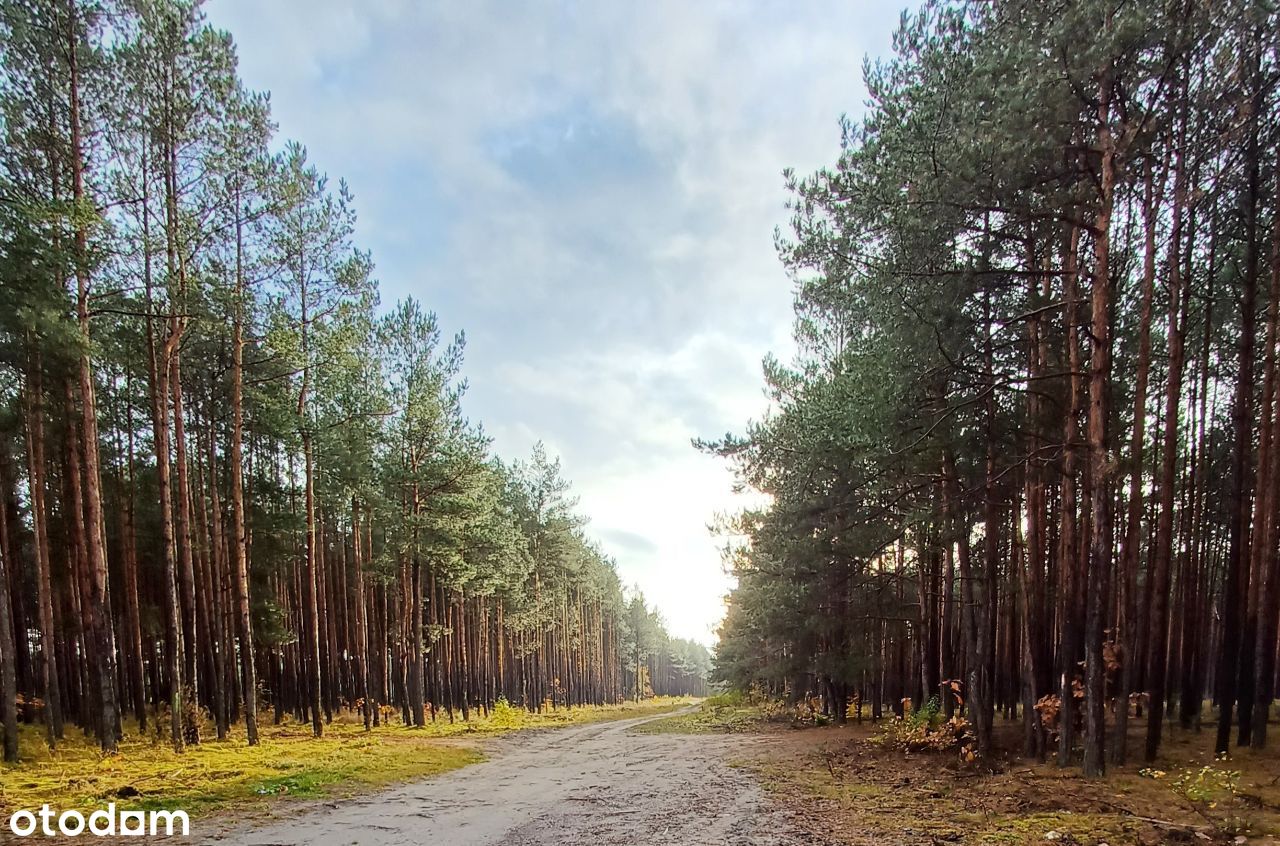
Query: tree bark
67 0 119 751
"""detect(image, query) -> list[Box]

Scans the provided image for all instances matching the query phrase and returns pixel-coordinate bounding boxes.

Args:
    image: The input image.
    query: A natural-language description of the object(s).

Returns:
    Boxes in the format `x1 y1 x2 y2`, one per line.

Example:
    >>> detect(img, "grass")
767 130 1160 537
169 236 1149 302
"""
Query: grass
631 692 767 734
0 718 481 819
0 696 693 819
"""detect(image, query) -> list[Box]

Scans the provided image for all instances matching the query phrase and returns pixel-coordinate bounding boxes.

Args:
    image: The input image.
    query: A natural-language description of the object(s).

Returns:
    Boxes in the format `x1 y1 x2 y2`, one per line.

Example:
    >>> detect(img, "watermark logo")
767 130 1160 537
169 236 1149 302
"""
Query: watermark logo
7 804 189 837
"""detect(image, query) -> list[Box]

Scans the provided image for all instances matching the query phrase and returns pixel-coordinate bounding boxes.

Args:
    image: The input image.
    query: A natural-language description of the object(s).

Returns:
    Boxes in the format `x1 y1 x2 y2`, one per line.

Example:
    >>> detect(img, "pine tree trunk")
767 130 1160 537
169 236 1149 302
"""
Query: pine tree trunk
1113 160 1162 765
229 202 259 744
303 432 323 737
1144 92 1190 761
67 0 119 752
1217 46 1262 753
24 354 63 744
1058 223 1084 767
170 351 200 742
0 463 19 761
199 430 229 739
1081 69 1118 779
1249 172 1280 748
121 386 147 729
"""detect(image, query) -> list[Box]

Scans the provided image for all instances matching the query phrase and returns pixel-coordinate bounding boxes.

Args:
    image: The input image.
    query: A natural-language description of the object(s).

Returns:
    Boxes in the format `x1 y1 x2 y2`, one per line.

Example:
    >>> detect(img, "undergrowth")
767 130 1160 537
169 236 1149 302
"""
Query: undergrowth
872 695 975 761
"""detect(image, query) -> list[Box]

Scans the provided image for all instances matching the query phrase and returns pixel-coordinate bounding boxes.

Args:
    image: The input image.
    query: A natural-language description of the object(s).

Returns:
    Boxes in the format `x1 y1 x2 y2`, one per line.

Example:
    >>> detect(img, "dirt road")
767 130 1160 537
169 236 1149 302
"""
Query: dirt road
206 710 824 846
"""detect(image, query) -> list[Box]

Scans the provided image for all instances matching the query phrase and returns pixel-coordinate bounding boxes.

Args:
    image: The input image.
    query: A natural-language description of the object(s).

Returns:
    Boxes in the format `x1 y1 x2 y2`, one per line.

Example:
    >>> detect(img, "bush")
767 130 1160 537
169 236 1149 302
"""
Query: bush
1170 763 1240 804
704 690 747 708
488 697 528 729
1147 761 1254 839
874 696 975 761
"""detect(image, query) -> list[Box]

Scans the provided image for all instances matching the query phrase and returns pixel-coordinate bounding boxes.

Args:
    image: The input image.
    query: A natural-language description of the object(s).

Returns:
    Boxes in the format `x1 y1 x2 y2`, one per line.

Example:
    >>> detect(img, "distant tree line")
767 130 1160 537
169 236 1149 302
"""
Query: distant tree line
709 0 1280 775
0 0 708 761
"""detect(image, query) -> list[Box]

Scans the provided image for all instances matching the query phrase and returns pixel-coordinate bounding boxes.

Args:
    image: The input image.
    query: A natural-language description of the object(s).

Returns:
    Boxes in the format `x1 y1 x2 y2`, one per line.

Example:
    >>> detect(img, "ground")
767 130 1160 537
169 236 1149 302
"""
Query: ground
5 698 1280 845
0 698 692 822
639 699 1280 846
205 707 819 846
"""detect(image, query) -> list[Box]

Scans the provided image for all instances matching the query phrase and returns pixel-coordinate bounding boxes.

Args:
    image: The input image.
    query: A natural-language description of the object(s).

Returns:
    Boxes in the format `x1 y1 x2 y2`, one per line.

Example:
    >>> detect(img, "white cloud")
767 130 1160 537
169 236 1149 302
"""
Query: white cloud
207 0 902 644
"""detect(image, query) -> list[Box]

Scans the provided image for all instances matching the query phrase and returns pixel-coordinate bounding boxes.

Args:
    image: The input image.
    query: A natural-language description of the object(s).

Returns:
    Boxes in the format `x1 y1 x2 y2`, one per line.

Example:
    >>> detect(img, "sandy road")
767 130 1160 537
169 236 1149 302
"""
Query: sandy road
205 709 826 846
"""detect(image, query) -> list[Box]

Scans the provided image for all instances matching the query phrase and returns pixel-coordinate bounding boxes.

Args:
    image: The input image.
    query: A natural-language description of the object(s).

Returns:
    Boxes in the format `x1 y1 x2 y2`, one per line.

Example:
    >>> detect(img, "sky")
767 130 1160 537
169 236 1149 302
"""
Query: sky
205 0 903 645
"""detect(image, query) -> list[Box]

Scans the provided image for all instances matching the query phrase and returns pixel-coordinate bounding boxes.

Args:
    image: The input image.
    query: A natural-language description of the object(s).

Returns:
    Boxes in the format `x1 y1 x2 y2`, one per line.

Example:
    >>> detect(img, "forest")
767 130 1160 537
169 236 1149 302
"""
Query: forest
0 0 710 762
710 0 1280 776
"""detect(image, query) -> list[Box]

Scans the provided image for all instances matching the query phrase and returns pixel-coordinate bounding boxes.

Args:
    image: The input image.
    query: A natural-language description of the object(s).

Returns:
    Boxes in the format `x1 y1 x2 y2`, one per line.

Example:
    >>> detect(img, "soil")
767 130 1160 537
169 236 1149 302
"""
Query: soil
200 708 829 846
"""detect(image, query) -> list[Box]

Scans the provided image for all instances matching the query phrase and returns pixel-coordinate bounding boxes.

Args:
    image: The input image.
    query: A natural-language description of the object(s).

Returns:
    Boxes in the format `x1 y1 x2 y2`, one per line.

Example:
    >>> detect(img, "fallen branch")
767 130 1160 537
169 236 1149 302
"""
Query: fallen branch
1093 798 1211 833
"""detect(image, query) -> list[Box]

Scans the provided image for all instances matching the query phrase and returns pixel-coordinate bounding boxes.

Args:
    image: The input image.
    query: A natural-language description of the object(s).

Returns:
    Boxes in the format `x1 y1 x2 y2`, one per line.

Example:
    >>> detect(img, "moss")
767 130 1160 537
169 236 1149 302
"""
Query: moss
973 811 1135 845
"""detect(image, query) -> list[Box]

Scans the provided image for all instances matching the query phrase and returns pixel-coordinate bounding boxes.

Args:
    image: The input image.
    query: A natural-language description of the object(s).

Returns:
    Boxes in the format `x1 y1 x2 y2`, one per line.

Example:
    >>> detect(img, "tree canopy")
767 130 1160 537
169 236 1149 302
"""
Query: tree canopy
710 0 1280 773
0 0 707 759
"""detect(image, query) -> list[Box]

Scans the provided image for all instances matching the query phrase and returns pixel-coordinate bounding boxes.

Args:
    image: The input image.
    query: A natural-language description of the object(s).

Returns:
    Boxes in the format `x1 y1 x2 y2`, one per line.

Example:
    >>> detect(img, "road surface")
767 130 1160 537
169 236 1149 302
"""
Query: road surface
207 710 825 846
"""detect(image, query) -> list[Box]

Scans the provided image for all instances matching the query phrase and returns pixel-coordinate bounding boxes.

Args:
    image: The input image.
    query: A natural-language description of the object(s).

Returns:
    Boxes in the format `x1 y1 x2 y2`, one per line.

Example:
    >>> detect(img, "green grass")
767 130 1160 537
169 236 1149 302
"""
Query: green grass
0 697 694 818
631 693 765 734
0 718 484 818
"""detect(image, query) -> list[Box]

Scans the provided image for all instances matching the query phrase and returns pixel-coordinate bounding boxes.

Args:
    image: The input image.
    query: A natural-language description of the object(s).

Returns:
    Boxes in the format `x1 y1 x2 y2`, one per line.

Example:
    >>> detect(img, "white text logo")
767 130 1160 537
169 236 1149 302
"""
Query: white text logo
7 804 190 837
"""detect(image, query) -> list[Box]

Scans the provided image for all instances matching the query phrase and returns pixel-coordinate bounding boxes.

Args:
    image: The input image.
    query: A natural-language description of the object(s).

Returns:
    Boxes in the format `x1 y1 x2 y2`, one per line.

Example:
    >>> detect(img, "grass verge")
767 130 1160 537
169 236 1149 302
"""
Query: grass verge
0 696 693 819
631 692 767 734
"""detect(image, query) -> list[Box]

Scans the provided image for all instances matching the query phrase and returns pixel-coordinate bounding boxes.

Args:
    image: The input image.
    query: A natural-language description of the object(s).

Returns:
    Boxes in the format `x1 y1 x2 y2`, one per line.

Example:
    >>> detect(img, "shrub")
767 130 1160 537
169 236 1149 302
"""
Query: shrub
704 690 747 708
1170 763 1240 804
1165 761 1252 839
488 697 528 729
874 696 975 761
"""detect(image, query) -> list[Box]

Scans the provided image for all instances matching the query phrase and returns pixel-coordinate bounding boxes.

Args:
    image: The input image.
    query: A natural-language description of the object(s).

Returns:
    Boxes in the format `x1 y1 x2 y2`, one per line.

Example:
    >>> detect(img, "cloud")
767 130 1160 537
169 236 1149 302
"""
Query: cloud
207 0 901 644
596 529 660 559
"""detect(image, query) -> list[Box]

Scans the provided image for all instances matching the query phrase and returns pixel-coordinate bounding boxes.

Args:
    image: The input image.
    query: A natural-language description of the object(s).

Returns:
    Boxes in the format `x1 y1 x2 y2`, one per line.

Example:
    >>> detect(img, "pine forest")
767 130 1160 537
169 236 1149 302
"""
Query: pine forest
710 0 1280 776
0 0 710 763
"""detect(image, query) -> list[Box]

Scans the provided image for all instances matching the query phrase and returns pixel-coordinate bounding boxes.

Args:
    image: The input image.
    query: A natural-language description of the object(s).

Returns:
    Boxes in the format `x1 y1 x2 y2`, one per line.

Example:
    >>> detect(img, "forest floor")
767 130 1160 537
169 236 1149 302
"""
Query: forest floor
639 700 1280 846
0 696 694 825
